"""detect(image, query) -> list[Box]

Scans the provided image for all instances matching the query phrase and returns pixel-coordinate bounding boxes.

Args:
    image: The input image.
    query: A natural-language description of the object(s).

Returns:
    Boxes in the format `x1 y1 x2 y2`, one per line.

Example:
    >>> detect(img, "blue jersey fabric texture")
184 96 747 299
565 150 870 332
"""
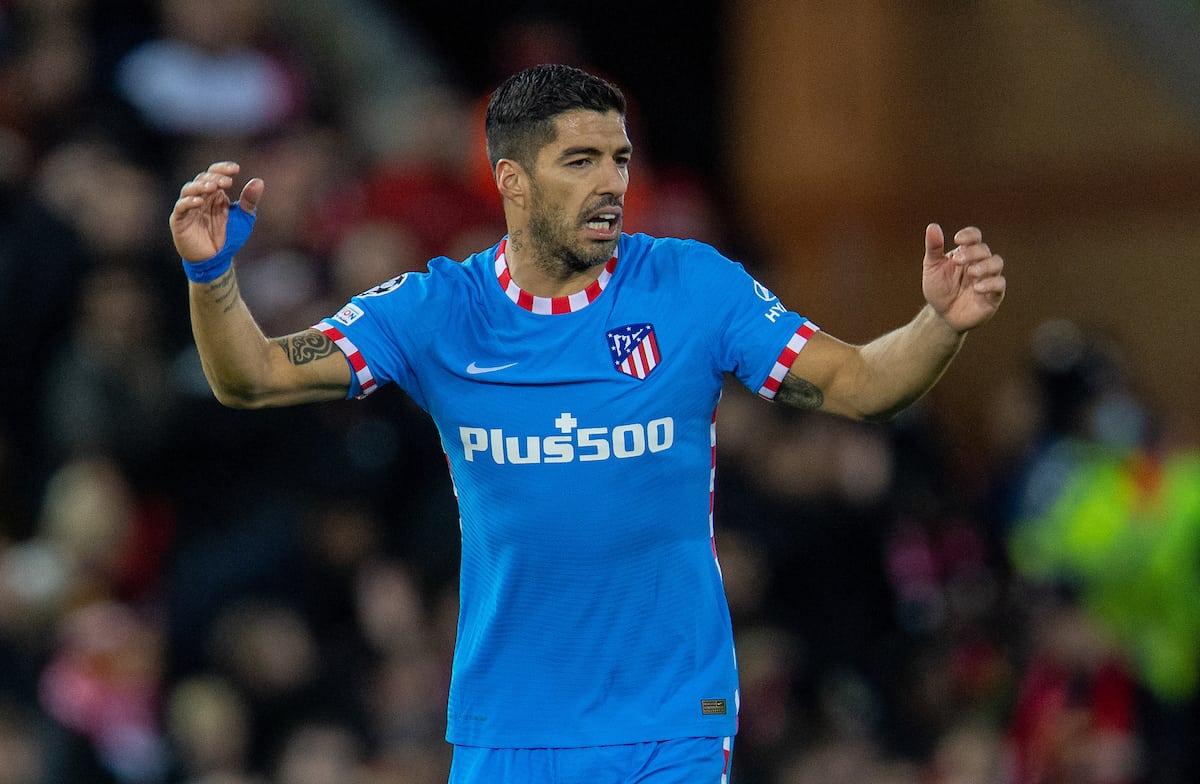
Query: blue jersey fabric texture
319 233 811 748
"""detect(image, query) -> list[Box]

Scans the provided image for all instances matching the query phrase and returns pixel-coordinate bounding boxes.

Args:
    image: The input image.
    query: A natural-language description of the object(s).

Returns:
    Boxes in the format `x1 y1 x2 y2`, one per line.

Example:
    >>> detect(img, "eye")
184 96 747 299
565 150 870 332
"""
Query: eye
567 158 591 168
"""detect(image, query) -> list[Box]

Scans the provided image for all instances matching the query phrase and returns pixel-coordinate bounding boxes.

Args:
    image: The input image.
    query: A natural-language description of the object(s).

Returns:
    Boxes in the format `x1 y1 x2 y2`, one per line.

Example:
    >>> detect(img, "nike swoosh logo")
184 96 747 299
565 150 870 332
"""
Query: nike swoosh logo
466 361 518 375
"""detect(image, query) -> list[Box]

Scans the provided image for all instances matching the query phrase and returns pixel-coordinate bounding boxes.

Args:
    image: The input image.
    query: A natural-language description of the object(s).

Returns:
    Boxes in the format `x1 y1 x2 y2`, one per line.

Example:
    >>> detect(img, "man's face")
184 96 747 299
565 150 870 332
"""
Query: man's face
526 109 631 274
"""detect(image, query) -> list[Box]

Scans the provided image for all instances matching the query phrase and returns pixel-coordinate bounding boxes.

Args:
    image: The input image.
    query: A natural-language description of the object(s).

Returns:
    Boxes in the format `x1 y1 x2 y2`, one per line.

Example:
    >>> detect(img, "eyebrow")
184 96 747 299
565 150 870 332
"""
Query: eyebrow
558 144 633 160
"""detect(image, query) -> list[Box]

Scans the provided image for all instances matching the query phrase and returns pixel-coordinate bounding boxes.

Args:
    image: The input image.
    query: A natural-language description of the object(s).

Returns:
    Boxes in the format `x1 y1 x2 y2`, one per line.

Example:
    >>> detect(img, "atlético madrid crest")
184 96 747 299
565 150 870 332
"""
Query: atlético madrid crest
607 323 661 380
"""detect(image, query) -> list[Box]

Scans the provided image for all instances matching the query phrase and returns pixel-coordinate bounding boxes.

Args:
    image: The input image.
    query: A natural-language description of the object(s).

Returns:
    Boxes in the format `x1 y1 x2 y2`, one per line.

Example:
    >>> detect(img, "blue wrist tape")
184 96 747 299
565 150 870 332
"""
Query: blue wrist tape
181 202 257 283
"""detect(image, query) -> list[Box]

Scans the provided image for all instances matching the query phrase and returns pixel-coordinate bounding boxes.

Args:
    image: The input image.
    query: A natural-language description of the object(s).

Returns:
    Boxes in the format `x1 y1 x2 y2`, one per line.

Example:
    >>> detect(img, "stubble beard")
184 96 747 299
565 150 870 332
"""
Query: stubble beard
528 190 619 278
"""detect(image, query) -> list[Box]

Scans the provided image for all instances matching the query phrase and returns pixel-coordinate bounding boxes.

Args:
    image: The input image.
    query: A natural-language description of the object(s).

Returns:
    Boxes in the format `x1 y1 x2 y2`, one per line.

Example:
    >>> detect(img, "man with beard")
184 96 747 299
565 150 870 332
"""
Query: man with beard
169 64 1005 782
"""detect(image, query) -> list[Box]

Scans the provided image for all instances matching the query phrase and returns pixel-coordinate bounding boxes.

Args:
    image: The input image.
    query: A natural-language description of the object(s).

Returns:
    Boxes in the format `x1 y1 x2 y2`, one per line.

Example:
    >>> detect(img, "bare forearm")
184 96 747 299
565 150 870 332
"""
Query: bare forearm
853 304 964 420
188 268 281 407
780 305 964 421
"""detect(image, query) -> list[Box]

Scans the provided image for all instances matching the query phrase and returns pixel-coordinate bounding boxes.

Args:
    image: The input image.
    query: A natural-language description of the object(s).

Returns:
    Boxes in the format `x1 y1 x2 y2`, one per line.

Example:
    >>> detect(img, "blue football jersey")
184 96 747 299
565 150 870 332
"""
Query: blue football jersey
317 233 817 748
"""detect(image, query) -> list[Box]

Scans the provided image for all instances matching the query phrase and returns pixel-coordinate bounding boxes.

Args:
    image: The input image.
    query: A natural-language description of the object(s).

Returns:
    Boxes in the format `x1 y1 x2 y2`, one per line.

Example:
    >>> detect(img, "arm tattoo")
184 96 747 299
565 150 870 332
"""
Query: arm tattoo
775 373 824 411
206 271 240 313
276 332 338 366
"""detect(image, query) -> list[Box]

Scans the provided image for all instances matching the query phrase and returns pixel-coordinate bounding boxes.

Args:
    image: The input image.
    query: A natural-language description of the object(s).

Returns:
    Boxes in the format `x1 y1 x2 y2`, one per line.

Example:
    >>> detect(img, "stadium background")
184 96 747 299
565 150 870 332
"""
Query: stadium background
0 0 1198 782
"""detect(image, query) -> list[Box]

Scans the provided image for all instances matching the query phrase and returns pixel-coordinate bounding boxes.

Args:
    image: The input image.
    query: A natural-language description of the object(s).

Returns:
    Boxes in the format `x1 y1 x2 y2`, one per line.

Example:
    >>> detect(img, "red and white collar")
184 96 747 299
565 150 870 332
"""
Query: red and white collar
494 238 618 314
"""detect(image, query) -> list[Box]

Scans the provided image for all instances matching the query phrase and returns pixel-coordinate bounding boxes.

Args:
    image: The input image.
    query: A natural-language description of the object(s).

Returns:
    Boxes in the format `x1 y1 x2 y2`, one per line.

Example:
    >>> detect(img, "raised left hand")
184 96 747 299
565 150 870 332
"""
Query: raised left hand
922 223 1006 334
169 161 264 262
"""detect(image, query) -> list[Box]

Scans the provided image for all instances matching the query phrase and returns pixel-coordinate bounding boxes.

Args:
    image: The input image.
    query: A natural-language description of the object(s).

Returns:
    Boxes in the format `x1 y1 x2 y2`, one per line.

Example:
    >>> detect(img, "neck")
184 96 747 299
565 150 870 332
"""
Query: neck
503 228 608 298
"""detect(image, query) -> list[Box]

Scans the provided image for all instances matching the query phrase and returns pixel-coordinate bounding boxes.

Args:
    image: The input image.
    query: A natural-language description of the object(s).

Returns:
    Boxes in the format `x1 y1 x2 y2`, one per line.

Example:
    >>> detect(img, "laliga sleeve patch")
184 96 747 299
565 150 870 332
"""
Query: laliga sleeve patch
333 303 364 326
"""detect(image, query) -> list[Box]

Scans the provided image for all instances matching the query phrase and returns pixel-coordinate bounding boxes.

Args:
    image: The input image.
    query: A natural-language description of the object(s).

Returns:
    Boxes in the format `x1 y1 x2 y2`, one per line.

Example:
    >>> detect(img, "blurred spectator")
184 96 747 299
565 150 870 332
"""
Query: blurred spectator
207 599 321 738
1009 443 1200 784
204 597 368 774
38 600 168 783
165 675 255 782
339 83 505 264
730 624 803 782
272 720 365 784
0 0 101 154
32 138 167 265
353 559 428 657
274 0 444 163
325 221 425 302
1011 444 1200 705
41 265 175 471
1006 596 1138 784
353 559 449 742
34 453 172 607
30 134 188 357
1005 320 1200 783
925 721 1010 784
363 646 448 780
114 0 306 139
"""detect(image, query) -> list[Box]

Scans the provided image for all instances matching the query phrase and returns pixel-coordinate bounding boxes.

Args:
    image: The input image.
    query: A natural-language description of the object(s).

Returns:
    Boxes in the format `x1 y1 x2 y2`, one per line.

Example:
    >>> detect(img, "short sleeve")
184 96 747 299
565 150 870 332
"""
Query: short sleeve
312 267 444 408
676 239 820 399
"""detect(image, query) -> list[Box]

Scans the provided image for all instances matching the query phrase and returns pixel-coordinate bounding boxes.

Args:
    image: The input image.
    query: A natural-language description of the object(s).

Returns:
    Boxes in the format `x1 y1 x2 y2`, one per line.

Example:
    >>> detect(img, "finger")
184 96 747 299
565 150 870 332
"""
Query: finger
179 173 231 201
206 160 241 176
182 161 239 192
169 196 196 226
972 275 1006 296
237 177 265 215
168 193 213 232
179 178 220 199
967 256 1003 279
194 171 235 189
924 223 945 258
952 226 983 246
172 194 204 213
954 243 993 265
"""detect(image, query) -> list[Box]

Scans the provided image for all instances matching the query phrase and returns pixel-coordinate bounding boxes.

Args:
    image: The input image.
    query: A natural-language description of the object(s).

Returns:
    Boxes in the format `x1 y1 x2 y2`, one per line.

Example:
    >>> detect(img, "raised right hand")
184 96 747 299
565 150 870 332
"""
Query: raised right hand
169 161 264 261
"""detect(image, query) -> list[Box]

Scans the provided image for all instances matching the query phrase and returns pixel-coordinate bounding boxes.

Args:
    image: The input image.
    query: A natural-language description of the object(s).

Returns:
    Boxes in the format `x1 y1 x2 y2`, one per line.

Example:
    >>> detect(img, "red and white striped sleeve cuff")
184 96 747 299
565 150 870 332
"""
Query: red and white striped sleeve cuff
312 322 378 399
756 321 819 401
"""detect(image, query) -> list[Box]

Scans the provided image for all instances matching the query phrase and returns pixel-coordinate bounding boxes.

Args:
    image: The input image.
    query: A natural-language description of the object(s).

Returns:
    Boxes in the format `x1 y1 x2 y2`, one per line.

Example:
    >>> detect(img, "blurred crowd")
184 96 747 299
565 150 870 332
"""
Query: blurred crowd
1 1 1198 783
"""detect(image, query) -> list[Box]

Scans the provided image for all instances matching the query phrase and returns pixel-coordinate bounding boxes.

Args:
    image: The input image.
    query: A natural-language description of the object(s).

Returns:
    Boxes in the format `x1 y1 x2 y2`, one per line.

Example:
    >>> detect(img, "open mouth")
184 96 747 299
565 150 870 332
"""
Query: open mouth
586 212 620 231
583 205 623 237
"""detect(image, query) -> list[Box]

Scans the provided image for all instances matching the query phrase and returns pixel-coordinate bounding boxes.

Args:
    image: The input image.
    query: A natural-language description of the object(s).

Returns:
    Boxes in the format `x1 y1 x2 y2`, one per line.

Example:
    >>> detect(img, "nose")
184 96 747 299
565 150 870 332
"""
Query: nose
597 157 628 197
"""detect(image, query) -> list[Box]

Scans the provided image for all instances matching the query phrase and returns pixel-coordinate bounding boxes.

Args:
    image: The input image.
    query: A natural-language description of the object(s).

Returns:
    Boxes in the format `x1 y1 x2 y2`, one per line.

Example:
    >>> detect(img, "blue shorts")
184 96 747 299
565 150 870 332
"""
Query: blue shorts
449 736 733 784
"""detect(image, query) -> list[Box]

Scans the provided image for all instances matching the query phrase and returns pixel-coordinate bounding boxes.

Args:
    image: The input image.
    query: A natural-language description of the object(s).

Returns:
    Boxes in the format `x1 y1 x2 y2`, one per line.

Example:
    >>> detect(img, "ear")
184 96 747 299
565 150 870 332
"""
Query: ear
495 159 527 207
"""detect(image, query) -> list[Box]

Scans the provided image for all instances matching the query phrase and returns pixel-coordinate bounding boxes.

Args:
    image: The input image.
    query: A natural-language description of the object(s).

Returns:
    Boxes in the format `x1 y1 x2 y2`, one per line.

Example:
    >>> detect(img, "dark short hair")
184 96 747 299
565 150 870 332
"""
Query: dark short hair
485 64 626 171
